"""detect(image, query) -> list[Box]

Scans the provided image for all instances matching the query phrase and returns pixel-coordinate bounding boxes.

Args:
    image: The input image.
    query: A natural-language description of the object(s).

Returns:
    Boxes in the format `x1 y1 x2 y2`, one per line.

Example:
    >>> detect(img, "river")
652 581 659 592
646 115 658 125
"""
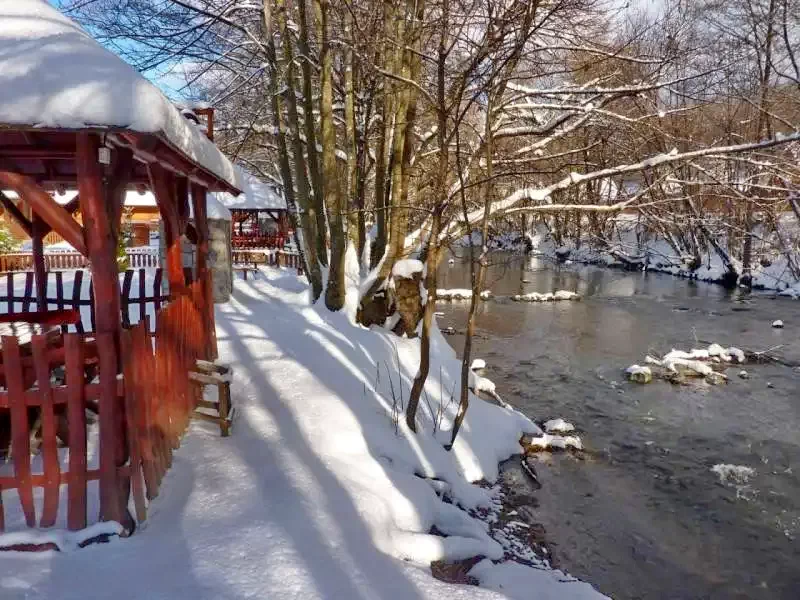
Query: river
437 254 800 600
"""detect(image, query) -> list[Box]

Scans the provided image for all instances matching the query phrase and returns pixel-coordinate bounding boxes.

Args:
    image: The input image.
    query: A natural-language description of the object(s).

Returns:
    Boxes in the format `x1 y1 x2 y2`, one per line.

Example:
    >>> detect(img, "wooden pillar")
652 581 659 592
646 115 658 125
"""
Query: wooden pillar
149 164 186 297
191 183 217 359
31 217 47 312
76 132 131 530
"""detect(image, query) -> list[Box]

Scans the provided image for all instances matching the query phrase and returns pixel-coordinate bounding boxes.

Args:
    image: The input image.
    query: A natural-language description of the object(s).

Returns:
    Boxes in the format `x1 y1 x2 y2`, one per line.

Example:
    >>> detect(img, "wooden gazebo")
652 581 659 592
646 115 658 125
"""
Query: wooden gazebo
215 168 291 249
0 0 241 540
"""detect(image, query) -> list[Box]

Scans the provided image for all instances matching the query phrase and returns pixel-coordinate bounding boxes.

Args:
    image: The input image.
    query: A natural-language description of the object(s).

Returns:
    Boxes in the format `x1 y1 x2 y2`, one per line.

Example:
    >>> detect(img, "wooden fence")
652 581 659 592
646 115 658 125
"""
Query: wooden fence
0 268 194 334
231 249 303 273
0 281 209 538
0 249 160 273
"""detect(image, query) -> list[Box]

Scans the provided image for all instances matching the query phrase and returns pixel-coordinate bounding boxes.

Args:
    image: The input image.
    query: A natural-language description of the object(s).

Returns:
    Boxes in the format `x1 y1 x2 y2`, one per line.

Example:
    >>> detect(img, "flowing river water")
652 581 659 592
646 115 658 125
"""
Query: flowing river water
437 254 800 600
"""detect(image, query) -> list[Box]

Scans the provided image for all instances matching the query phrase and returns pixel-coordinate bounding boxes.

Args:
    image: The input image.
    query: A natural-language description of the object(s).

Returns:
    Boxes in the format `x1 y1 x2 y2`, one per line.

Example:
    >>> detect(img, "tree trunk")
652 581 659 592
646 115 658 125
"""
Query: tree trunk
314 0 347 311
452 87 494 448
297 0 328 265
276 0 323 300
371 0 396 269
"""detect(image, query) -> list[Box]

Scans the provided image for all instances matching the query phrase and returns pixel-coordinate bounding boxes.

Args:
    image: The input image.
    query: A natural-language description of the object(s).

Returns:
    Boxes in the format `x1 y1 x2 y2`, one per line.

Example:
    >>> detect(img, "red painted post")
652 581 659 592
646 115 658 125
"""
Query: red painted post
76 132 131 531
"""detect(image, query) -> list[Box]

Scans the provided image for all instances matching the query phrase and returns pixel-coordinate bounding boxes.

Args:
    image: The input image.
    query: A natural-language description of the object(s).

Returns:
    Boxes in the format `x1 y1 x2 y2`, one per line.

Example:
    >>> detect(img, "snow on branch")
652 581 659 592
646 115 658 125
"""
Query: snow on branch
506 67 724 97
452 132 800 235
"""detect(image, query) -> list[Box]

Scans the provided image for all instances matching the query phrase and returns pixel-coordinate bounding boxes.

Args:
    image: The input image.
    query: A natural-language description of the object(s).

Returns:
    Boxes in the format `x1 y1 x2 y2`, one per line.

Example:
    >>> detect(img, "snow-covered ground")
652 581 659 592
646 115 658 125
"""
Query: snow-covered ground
0 269 605 599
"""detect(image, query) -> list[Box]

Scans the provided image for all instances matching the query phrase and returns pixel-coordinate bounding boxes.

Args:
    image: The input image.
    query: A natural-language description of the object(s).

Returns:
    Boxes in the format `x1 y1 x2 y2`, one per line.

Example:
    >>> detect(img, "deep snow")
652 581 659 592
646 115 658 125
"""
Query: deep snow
0 269 605 599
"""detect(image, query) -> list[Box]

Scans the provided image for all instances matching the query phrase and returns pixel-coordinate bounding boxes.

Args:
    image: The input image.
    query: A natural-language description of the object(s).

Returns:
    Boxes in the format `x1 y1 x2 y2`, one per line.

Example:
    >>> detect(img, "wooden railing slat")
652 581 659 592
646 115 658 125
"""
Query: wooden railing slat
95 332 123 525
31 336 60 528
3 336 36 527
121 327 146 523
65 334 88 531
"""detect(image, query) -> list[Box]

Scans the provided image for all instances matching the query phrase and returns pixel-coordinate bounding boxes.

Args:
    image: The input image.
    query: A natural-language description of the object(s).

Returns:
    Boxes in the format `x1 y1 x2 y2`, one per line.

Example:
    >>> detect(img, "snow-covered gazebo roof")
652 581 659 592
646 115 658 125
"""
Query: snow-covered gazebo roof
213 167 286 211
0 0 242 193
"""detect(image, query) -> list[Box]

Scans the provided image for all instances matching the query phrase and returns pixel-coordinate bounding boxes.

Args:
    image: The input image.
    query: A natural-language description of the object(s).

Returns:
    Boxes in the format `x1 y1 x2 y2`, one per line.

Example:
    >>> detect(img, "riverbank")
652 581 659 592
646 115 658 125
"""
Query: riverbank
0 269 604 600
482 216 800 298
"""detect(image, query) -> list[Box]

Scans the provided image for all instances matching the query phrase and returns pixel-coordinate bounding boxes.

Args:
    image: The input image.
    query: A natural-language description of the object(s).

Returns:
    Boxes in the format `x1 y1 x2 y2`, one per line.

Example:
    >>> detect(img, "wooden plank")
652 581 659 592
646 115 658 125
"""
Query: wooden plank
121 328 146 523
151 319 168 485
95 333 123 524
138 268 146 324
31 336 60 527
88 280 96 333
5 272 12 312
32 218 48 313
120 270 133 329
21 272 33 313
153 269 163 314
55 271 64 311
65 334 88 531
72 270 85 334
3 336 36 527
136 318 159 500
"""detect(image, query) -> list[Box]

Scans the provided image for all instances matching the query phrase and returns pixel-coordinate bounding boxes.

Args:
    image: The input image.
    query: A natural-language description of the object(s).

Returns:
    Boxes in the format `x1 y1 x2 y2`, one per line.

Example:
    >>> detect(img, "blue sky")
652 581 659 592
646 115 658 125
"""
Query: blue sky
49 0 188 99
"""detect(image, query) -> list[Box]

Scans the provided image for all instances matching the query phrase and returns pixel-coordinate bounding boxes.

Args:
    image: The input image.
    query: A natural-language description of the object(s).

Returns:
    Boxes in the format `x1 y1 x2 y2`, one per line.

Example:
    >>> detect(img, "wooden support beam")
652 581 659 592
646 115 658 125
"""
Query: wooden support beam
117 132 239 194
0 171 86 255
149 163 185 296
63 196 81 215
0 190 33 237
36 196 81 237
0 146 75 159
76 132 131 531
108 147 134 240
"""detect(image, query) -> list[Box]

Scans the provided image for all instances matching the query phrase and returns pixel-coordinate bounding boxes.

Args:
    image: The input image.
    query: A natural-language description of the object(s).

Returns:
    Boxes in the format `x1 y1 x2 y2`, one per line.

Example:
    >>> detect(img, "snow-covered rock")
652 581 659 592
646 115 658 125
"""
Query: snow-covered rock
470 358 486 370
625 364 652 383
437 289 492 301
712 464 755 485
525 433 583 451
511 290 580 302
543 418 575 434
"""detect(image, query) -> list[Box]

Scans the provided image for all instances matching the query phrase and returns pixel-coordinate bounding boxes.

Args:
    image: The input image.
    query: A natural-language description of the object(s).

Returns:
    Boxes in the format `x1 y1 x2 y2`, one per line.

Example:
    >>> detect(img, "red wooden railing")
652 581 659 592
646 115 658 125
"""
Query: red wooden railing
231 232 286 249
231 249 303 273
0 332 111 534
0 268 194 334
0 281 211 540
0 249 160 273
125 249 160 268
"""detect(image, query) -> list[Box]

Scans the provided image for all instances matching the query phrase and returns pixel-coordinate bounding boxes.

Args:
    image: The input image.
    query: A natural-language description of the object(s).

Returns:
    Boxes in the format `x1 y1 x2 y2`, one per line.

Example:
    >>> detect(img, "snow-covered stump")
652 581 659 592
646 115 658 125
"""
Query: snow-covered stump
391 259 424 336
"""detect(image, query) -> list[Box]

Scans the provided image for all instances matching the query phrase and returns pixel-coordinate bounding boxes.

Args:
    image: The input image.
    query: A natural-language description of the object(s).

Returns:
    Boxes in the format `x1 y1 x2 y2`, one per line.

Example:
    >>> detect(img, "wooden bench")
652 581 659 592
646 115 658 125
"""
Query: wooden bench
190 359 233 436
232 265 259 280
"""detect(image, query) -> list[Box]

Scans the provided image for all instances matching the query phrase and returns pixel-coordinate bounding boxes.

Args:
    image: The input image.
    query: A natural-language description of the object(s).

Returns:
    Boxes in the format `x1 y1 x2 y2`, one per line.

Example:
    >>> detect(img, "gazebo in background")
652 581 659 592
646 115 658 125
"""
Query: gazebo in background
215 169 291 249
0 0 240 540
